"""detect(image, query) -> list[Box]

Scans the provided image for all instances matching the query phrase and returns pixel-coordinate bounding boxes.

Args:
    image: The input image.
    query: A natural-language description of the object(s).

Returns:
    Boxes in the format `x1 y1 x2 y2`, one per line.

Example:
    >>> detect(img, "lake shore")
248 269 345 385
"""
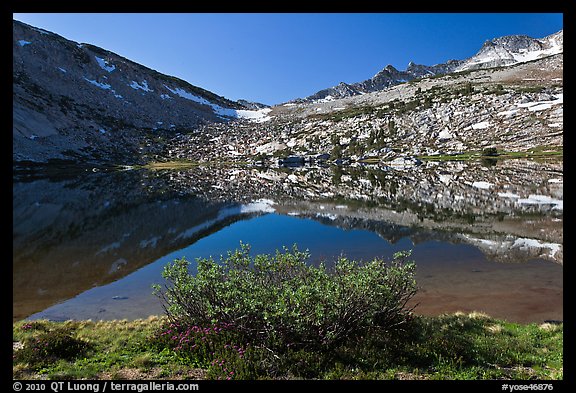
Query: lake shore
13 312 563 381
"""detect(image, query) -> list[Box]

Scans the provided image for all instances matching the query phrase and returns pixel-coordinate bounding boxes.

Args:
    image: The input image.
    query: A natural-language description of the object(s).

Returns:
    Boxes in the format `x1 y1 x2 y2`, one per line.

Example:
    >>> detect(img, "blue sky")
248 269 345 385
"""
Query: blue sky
12 13 563 105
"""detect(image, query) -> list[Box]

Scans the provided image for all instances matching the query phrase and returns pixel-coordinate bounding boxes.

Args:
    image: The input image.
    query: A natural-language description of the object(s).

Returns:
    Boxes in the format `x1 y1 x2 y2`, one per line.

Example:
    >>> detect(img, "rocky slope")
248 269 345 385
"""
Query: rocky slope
13 20 269 164
162 53 562 164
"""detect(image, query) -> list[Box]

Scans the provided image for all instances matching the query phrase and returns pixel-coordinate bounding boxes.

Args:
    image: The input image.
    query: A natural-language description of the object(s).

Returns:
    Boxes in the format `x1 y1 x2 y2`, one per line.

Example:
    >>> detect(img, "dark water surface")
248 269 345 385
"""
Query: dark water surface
13 158 563 324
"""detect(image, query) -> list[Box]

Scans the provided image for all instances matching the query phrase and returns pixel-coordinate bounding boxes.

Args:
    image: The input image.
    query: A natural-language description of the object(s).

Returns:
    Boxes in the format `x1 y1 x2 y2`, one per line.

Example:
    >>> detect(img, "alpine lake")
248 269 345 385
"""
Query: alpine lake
13 155 563 325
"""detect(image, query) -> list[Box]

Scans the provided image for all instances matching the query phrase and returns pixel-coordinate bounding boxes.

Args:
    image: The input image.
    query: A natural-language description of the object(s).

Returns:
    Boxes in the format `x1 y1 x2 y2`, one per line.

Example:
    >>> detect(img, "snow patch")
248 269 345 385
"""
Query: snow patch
140 236 161 248
164 86 213 105
456 34 562 72
472 181 493 189
517 94 563 112
96 241 122 255
498 192 520 199
236 108 272 123
58 67 67 73
317 213 337 221
95 56 116 72
164 85 271 122
438 174 452 185
316 95 335 103
471 121 490 130
528 103 553 111
17 40 31 47
240 199 276 214
84 77 123 99
287 174 299 183
497 109 518 117
84 77 111 90
129 80 153 92
438 129 453 139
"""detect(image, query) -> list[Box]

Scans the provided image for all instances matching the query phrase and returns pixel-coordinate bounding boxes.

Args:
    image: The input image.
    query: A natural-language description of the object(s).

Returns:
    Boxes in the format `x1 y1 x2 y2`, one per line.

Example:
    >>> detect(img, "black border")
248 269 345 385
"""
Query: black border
8 2 571 390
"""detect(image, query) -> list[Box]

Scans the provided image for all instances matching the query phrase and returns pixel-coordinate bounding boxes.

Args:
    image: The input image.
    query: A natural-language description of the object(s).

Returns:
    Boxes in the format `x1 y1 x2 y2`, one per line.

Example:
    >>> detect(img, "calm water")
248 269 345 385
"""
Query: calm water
13 158 563 324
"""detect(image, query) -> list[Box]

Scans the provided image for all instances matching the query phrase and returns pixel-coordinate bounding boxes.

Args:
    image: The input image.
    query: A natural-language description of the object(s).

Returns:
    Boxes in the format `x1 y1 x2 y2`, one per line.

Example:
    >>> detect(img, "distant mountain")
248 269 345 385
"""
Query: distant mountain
293 61 464 103
297 30 563 103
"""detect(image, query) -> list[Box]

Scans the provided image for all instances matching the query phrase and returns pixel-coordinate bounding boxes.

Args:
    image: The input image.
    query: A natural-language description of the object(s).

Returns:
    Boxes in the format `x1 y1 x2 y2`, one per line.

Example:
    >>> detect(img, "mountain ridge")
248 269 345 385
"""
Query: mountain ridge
12 20 563 166
295 29 562 103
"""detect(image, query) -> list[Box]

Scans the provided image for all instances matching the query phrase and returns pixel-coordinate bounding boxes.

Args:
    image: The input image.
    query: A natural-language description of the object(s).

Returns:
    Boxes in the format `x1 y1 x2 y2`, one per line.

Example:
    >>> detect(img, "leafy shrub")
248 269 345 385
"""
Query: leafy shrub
481 147 499 156
153 244 417 353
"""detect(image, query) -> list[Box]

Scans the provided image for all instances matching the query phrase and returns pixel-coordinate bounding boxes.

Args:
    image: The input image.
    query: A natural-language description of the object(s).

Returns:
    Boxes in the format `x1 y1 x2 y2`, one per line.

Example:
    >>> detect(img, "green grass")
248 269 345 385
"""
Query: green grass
136 159 252 170
13 312 562 380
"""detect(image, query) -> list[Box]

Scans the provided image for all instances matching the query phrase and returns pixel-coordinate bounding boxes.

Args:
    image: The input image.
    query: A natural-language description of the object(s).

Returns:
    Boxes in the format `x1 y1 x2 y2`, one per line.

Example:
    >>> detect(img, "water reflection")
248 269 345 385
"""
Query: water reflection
13 170 267 321
144 158 563 263
13 158 562 323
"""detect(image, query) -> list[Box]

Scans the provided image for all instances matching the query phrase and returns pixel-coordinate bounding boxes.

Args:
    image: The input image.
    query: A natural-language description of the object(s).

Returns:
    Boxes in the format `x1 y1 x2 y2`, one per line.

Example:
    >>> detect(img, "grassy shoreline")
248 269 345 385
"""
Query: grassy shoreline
13 312 562 381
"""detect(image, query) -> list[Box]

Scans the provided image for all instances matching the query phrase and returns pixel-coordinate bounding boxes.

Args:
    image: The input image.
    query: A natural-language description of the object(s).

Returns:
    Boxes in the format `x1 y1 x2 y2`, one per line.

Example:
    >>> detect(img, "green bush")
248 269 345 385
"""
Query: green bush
153 244 417 353
482 147 499 156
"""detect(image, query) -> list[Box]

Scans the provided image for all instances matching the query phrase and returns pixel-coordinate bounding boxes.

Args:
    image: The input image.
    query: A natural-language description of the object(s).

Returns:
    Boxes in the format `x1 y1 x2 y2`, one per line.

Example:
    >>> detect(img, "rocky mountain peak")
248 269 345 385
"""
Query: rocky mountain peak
300 29 562 103
542 29 563 48
456 30 562 72
384 64 398 72
492 34 543 52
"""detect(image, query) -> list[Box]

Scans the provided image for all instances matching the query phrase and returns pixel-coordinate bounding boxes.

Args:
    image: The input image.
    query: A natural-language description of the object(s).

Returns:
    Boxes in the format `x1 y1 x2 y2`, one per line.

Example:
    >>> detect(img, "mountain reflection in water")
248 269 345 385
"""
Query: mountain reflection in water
13 158 562 323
